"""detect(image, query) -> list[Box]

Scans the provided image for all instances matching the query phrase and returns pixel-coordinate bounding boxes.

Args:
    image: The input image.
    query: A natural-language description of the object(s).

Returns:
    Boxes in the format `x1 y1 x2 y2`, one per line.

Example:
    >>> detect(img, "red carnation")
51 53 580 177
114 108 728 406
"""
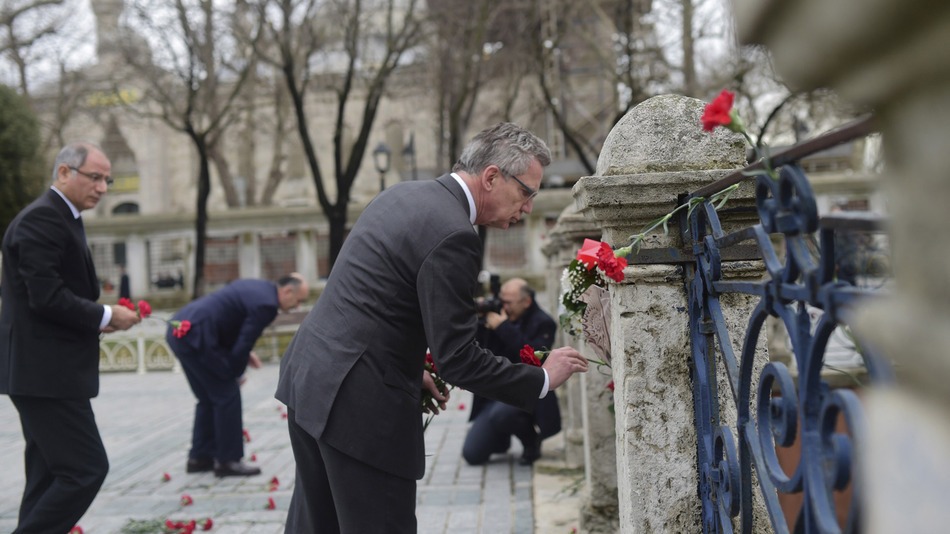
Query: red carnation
266 497 276 510
519 345 541 367
137 299 152 318
180 494 194 506
117 297 135 311
172 319 192 338
162 472 171 482
242 429 251 442
596 242 628 282
701 89 735 132
575 238 602 270
202 518 213 531
424 351 438 373
606 380 615 392
250 453 258 462
69 527 83 534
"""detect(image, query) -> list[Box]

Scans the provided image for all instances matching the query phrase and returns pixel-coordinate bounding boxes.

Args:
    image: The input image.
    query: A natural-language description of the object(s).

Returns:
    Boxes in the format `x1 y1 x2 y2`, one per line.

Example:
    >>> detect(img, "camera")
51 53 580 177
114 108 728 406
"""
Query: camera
475 273 502 315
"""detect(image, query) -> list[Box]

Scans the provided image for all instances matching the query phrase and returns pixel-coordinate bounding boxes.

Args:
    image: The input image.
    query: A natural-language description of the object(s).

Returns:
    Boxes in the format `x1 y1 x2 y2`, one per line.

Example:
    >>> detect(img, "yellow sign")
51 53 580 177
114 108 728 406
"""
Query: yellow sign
86 89 141 108
111 174 140 194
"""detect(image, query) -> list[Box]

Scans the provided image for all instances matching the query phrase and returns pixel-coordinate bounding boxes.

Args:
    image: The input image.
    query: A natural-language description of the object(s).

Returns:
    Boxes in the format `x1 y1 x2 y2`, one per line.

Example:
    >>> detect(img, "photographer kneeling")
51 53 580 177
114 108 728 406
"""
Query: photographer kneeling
463 278 560 466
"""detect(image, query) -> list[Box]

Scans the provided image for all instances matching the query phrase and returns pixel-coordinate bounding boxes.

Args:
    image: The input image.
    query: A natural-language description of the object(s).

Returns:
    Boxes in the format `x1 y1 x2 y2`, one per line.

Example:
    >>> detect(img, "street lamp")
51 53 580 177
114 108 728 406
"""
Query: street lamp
402 132 417 181
373 141 391 192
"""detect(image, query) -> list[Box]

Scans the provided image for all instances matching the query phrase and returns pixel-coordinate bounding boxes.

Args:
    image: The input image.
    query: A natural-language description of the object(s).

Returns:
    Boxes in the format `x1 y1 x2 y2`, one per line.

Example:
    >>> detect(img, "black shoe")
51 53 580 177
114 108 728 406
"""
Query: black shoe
519 440 542 466
214 460 262 478
186 458 214 473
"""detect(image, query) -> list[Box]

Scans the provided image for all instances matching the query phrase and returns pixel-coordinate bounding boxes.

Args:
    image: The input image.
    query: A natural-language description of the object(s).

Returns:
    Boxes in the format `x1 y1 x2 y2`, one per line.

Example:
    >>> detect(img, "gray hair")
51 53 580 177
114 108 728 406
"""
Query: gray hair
51 142 103 182
453 122 551 177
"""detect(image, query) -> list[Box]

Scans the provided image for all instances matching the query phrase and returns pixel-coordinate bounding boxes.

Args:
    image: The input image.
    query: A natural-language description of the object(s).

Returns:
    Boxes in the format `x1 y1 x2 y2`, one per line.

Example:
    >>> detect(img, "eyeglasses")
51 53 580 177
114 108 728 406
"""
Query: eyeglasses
69 167 114 187
499 169 538 201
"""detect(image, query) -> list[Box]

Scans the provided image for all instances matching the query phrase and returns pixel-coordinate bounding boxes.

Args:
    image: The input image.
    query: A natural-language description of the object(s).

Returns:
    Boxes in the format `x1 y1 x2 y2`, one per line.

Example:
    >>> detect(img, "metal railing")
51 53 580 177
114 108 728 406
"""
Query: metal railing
681 117 892 533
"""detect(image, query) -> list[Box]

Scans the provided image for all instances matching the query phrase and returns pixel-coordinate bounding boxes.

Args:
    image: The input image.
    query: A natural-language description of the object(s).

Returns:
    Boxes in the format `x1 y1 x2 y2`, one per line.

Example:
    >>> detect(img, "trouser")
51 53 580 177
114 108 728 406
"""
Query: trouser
284 408 417 534
461 399 537 465
10 395 109 534
175 350 244 463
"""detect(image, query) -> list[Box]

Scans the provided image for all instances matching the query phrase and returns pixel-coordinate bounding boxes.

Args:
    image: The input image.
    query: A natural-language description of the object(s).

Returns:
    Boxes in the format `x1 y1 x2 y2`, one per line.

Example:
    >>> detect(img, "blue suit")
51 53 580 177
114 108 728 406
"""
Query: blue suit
166 279 280 463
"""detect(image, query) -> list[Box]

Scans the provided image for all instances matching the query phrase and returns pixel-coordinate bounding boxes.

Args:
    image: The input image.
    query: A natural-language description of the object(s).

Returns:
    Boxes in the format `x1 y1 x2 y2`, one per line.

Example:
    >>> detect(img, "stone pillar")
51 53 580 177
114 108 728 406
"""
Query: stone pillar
295 229 319 284
543 204 601 470
734 2 950 531
238 231 260 279
574 95 765 532
125 233 148 298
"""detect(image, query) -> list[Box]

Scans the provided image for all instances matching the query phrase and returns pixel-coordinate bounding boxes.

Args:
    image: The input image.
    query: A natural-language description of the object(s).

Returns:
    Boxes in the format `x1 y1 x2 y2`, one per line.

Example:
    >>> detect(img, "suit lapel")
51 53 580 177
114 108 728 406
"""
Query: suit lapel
47 190 100 297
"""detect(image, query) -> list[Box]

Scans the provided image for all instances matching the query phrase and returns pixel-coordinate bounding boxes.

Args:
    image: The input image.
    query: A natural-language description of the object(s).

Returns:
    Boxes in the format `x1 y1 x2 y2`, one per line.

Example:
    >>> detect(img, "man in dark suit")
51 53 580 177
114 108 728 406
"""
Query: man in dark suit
276 122 589 533
0 142 142 533
463 278 561 466
166 274 309 477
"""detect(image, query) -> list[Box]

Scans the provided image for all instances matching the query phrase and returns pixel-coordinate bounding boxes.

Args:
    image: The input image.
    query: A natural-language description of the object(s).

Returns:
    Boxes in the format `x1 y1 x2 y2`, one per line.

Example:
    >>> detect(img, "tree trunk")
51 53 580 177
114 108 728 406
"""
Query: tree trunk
190 130 211 299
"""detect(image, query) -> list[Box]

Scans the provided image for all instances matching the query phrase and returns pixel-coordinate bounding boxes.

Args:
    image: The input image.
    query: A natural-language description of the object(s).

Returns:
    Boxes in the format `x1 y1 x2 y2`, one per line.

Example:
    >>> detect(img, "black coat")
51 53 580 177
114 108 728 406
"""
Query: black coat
0 190 104 398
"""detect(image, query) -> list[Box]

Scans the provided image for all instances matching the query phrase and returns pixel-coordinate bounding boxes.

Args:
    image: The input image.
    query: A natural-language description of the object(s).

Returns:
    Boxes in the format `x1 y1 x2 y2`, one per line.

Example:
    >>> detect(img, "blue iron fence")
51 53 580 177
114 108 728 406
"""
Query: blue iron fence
680 118 893 533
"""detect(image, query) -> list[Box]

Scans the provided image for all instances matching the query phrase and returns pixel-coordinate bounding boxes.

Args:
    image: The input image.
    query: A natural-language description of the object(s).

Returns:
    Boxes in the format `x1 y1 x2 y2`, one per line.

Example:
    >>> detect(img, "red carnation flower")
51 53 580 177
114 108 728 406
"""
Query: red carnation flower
596 242 628 282
266 497 276 510
162 472 171 482
172 319 192 338
69 527 83 534
457 403 466 410
180 494 194 506
242 429 251 443
519 345 542 367
701 89 735 132
202 518 213 531
250 453 258 462
117 297 135 311
606 380 615 392
137 300 152 318
575 239 602 270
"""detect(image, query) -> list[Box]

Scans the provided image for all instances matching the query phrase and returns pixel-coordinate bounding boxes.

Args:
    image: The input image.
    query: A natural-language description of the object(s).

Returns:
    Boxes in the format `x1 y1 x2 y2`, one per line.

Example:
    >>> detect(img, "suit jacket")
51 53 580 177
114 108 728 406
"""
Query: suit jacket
0 189 104 399
167 279 280 380
470 301 561 439
276 174 546 480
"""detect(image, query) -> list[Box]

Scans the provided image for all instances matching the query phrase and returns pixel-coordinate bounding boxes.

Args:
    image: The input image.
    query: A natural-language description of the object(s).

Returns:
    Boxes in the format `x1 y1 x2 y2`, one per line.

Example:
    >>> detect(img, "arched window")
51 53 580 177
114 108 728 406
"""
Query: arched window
112 202 139 215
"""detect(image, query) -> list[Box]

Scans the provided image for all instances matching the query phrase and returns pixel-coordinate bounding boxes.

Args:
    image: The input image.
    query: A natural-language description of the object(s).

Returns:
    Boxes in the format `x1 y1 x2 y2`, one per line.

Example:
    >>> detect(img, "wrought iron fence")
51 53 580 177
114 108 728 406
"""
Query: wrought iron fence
681 117 893 533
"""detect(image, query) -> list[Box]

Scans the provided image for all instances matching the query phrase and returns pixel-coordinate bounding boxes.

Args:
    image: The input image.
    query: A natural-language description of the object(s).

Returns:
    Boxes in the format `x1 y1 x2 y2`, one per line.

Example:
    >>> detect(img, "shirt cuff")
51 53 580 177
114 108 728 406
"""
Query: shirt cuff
100 305 112 330
539 369 550 398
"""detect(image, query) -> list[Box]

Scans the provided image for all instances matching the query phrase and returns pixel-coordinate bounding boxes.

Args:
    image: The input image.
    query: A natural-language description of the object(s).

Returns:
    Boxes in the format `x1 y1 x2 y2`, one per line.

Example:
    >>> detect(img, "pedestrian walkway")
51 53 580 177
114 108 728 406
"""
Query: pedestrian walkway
0 364 582 533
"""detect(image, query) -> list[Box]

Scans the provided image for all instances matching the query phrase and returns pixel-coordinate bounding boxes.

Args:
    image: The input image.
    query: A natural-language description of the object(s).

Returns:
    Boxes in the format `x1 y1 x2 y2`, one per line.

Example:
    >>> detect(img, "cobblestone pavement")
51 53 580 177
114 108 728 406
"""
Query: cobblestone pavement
0 364 581 533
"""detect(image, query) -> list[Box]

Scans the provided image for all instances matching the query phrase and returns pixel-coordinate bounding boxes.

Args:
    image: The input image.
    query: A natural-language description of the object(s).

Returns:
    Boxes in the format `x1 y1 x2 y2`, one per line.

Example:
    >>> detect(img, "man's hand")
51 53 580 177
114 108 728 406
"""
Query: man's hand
248 351 263 369
108 305 141 331
484 310 507 330
541 347 589 390
421 370 450 414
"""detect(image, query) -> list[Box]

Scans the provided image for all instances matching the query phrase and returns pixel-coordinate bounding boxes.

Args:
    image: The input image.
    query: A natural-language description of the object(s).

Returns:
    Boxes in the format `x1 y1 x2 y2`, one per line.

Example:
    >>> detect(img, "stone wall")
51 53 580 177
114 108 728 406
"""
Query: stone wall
570 94 767 532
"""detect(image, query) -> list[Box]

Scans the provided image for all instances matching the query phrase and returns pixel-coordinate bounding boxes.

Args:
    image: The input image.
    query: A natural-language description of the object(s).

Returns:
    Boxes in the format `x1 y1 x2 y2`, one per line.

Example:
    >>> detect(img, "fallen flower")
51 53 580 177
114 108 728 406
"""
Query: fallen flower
68 527 83 534
180 494 194 506
202 518 213 531
242 429 251 442
268 476 280 491
250 453 258 462
162 472 171 482
457 403 466 410
266 497 276 510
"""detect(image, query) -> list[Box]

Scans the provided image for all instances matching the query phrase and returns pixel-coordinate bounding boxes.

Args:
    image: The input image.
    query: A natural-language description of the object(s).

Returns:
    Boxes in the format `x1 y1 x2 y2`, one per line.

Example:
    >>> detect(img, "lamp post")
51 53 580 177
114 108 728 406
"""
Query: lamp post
402 132 417 181
373 141 391 192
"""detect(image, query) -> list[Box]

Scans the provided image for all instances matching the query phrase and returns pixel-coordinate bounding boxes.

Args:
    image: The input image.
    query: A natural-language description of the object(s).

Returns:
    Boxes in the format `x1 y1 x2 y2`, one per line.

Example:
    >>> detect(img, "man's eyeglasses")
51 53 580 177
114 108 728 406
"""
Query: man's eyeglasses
70 167 114 187
500 169 538 201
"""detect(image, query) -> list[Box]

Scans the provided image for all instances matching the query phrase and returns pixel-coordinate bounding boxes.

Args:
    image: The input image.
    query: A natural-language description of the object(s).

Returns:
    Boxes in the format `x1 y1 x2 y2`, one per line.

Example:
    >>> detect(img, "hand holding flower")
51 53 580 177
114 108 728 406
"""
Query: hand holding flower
421 370 449 414
540 347 589 390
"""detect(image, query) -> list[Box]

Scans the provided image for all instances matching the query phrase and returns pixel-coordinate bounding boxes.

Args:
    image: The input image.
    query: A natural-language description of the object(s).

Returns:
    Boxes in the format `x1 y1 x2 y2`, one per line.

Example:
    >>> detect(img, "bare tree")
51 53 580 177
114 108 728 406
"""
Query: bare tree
0 0 68 98
251 0 423 270
121 0 260 298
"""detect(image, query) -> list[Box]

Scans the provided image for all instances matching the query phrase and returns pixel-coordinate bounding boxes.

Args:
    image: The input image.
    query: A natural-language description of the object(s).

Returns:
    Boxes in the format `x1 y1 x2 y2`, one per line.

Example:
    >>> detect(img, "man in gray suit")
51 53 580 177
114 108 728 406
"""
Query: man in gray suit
276 122 589 533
